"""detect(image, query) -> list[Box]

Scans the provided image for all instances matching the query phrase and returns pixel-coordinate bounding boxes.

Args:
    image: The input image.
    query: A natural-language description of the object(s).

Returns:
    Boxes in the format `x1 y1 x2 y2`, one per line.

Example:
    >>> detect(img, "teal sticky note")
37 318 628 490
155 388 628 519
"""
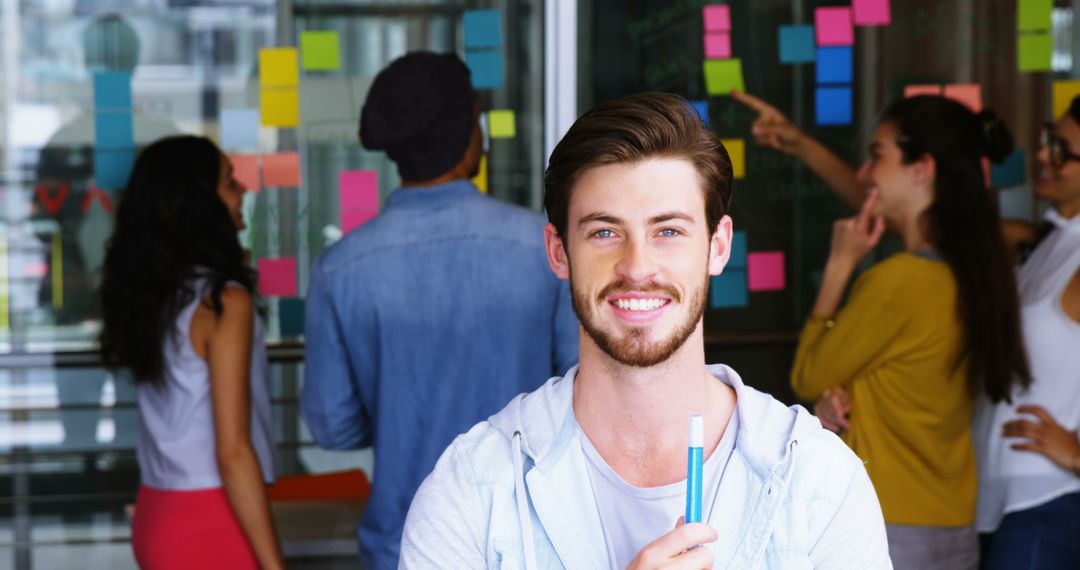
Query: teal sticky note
710 270 748 309
464 10 502 48
779 25 815 63
991 150 1027 187
94 111 134 150
94 149 135 190
279 297 305 337
466 50 503 89
93 71 132 111
816 86 853 126
729 230 747 269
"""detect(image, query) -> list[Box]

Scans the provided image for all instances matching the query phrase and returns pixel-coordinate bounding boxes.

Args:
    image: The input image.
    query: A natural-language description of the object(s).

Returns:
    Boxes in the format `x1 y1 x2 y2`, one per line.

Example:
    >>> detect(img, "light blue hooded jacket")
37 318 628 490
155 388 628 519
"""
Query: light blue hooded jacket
400 364 892 569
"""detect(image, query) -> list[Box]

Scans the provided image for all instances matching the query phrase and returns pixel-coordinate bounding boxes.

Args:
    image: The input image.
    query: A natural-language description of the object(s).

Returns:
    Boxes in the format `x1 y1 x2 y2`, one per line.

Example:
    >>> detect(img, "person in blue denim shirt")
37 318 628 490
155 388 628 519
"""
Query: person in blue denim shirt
300 52 578 570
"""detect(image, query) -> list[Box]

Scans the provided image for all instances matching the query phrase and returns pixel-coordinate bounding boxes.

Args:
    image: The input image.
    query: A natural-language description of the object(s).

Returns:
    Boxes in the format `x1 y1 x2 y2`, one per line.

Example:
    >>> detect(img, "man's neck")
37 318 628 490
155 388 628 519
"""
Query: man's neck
572 326 736 487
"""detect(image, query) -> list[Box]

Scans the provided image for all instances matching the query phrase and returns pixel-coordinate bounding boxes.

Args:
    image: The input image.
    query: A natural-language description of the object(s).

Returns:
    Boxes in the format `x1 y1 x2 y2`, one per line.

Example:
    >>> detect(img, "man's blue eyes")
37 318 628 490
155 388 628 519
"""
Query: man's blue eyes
591 229 681 238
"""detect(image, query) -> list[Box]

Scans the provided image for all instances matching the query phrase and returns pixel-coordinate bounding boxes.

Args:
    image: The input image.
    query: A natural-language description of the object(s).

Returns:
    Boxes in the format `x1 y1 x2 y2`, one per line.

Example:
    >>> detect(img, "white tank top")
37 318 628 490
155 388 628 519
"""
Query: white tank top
136 279 275 490
974 208 1080 532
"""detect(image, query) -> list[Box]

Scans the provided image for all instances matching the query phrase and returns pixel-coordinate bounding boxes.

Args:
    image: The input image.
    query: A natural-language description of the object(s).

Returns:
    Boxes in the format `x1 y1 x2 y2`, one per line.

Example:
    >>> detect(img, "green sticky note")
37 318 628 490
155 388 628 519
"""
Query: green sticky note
488 110 516 138
1017 0 1052 31
300 31 341 71
703 59 745 96
1018 33 1052 72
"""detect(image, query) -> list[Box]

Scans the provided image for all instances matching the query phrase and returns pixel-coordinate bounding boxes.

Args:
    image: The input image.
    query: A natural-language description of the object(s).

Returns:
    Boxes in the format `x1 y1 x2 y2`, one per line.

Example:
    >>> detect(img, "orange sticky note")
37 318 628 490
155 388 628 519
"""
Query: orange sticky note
904 84 942 97
263 152 301 187
261 89 299 127
943 83 982 112
229 154 260 192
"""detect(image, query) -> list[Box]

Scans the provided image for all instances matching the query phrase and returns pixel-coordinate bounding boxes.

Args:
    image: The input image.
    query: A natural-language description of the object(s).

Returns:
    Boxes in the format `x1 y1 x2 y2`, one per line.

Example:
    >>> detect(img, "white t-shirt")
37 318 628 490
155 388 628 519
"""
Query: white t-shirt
579 410 739 570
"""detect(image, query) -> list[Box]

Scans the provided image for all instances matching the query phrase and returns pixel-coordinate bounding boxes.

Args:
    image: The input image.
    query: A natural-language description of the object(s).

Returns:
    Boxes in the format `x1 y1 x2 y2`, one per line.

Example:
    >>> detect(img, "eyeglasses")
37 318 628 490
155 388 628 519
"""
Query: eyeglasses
1040 123 1080 169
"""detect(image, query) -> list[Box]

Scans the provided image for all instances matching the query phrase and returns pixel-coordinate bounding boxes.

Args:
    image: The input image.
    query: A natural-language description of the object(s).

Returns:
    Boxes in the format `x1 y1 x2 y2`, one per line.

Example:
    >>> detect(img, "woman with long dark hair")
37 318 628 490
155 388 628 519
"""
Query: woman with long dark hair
99 136 283 569
973 95 1080 570
736 93 1031 570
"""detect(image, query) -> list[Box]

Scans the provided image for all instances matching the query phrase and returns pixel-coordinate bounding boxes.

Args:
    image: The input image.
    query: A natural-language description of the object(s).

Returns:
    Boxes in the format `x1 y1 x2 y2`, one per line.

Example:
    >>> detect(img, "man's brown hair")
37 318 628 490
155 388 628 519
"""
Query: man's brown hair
543 92 734 240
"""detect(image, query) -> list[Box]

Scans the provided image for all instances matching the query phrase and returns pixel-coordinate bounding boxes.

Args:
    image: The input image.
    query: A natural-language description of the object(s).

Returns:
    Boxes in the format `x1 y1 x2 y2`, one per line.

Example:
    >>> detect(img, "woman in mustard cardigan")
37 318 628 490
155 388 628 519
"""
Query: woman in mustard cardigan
735 93 1032 570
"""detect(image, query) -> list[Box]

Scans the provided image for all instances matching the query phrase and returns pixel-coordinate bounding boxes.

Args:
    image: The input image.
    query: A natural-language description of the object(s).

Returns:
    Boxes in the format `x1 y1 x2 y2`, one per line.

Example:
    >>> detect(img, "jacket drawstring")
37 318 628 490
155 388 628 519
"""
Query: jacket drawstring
512 431 539 570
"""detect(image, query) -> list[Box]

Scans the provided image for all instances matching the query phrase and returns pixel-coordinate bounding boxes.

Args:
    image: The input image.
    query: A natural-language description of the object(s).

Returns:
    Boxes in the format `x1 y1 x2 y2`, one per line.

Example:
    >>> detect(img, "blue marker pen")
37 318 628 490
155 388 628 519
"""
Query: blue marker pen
685 414 704 524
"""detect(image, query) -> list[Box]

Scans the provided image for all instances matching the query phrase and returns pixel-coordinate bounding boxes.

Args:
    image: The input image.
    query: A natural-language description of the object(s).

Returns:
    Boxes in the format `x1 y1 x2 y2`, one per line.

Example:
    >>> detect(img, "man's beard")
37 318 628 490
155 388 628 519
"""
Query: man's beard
570 269 708 368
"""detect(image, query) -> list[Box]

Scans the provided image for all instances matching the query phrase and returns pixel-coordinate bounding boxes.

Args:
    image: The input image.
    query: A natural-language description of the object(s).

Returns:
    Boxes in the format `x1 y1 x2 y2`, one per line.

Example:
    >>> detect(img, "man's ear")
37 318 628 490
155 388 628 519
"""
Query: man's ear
708 215 734 276
544 223 570 279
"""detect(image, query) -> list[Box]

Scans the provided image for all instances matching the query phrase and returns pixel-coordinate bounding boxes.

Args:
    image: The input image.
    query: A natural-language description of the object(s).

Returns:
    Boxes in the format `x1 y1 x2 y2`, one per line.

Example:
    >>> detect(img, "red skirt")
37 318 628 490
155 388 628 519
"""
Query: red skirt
132 484 259 569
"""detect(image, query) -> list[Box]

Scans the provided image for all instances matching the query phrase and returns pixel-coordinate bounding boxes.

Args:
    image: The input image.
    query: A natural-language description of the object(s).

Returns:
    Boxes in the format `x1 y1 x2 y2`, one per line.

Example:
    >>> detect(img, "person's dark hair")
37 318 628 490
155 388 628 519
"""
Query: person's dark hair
881 95 1031 403
359 51 476 182
544 92 734 241
99 135 255 385
1070 94 1080 124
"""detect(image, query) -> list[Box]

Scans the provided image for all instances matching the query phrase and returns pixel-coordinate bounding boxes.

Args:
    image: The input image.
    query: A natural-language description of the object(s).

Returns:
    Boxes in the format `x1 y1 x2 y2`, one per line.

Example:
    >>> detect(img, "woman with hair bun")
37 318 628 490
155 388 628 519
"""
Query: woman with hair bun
973 95 1080 570
99 136 284 569
735 93 1031 570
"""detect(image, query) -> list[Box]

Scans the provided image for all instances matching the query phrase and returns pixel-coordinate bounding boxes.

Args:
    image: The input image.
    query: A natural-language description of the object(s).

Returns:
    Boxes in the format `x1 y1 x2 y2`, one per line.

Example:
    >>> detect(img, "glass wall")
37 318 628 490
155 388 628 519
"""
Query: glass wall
0 1 547 567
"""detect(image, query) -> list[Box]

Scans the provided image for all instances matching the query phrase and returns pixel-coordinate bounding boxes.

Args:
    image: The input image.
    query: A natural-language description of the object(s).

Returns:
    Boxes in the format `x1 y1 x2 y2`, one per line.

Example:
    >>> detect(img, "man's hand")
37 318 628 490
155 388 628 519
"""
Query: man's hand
732 91 805 156
627 517 717 570
814 386 852 433
1004 405 1080 474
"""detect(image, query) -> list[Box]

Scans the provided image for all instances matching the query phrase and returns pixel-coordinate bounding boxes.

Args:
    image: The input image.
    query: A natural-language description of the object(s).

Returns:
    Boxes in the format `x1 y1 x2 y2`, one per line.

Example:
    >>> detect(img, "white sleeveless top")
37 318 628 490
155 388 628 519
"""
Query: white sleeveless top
974 209 1080 532
136 279 275 490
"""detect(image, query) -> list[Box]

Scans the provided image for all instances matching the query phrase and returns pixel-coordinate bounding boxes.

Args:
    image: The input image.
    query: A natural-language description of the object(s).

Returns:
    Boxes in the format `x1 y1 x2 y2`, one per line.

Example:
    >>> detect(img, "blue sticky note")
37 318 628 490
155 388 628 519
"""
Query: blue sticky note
816 46 852 84
691 100 709 127
710 270 749 309
466 50 503 89
279 297 305 337
729 230 747 268
94 112 134 150
93 71 132 111
464 10 502 48
94 149 135 190
991 150 1027 187
220 108 260 150
779 25 815 64
816 86 853 126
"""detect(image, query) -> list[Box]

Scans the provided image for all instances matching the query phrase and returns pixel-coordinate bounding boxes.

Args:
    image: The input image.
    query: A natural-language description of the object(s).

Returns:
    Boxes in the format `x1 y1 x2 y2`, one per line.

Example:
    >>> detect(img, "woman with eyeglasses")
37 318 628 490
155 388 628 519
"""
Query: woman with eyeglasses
971 96 1080 570
734 91 1080 569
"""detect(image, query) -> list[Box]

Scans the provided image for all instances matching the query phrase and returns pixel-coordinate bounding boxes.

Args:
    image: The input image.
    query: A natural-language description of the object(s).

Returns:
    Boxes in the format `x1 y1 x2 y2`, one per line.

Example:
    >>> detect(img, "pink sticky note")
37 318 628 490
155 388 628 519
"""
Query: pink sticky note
704 32 731 59
703 5 730 32
747 251 786 291
943 83 983 112
262 151 301 187
258 257 298 297
229 154 260 192
815 7 854 46
904 84 943 98
341 209 379 233
853 0 891 26
339 170 378 210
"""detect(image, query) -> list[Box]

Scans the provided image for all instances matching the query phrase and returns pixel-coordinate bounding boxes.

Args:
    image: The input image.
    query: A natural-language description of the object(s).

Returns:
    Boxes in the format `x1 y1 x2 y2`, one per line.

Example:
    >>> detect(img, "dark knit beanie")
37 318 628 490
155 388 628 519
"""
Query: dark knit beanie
359 52 475 182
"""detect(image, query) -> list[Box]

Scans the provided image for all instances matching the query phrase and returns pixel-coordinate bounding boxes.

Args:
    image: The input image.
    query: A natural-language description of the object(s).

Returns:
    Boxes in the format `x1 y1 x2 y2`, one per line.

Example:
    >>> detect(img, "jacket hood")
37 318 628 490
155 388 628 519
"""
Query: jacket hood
488 363 823 481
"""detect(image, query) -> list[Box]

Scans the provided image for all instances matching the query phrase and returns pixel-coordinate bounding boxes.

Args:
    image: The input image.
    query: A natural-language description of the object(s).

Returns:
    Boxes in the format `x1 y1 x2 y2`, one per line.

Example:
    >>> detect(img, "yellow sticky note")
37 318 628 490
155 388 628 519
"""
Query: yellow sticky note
721 138 746 179
301 31 341 71
1053 80 1080 119
488 110 516 138
261 89 299 127
472 154 488 193
260 47 299 88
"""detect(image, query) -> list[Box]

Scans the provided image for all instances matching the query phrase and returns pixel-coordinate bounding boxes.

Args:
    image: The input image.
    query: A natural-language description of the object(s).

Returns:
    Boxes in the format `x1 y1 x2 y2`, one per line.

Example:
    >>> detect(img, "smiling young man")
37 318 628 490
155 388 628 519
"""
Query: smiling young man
399 93 891 569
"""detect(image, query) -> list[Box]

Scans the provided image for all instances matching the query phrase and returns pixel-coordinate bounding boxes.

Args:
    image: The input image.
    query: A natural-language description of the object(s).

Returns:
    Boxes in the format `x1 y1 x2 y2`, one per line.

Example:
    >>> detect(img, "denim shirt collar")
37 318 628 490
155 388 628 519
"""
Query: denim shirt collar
384 178 479 210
